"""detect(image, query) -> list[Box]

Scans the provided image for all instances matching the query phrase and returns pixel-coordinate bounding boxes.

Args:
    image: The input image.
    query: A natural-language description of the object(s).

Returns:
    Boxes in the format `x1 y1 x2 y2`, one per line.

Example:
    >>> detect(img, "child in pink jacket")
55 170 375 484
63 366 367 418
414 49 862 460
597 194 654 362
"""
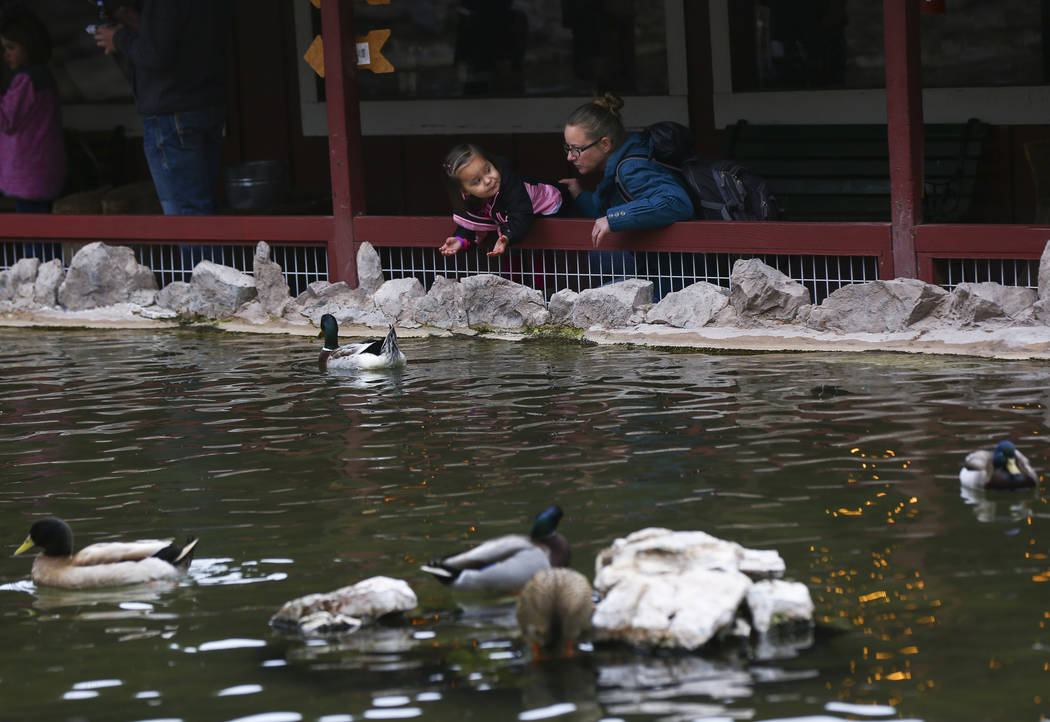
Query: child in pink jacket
0 6 66 213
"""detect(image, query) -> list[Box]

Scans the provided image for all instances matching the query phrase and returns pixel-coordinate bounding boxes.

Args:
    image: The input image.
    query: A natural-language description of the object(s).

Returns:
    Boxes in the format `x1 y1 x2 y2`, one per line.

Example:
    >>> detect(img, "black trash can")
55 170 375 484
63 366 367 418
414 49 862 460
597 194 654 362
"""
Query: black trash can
224 160 289 211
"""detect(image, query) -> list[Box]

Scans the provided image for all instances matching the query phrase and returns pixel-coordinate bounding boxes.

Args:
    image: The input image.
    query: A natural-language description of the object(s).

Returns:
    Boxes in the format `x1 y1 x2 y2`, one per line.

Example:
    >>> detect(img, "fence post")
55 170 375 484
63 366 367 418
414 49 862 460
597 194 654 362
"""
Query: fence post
884 0 924 280
321 0 365 286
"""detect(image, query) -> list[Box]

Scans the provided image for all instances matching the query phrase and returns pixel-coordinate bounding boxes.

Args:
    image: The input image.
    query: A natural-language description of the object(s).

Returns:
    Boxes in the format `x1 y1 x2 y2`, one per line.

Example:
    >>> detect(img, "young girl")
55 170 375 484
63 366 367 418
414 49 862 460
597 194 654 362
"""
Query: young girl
0 5 66 213
440 143 565 257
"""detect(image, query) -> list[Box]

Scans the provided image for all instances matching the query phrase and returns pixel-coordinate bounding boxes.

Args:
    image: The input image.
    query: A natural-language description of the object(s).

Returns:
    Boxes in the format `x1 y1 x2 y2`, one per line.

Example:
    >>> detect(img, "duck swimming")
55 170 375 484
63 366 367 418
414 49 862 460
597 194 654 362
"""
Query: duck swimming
14 517 198 590
420 505 569 594
516 567 594 659
317 314 406 372
959 440 1038 490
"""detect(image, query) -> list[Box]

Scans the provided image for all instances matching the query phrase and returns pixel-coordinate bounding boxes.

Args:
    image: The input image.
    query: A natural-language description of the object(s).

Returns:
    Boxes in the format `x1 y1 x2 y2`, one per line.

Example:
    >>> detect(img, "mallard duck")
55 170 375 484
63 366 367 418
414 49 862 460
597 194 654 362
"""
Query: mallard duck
959 440 1038 490
516 567 594 659
317 314 406 372
420 505 570 594
14 517 198 590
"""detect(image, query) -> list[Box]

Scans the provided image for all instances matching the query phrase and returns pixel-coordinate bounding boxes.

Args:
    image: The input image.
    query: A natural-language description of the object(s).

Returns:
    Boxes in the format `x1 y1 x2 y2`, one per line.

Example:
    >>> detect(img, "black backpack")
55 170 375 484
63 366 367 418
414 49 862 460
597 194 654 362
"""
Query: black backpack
614 121 779 222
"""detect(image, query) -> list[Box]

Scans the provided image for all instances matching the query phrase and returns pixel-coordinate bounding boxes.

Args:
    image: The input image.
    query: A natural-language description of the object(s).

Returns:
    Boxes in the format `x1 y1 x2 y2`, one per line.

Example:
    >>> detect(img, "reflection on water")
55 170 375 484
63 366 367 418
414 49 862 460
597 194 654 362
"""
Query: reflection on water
1 327 1049 721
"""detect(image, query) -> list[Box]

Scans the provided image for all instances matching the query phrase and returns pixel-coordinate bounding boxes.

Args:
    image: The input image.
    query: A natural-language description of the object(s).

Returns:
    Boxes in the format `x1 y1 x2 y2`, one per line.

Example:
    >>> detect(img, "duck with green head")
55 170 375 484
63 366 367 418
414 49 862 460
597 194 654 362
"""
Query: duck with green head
420 505 570 594
14 517 198 589
317 314 406 372
959 440 1038 490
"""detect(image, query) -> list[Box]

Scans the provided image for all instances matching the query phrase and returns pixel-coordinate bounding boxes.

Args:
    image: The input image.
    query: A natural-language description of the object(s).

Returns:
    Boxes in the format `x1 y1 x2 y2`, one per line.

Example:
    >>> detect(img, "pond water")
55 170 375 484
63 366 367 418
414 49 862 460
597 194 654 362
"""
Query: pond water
1 327 1048 722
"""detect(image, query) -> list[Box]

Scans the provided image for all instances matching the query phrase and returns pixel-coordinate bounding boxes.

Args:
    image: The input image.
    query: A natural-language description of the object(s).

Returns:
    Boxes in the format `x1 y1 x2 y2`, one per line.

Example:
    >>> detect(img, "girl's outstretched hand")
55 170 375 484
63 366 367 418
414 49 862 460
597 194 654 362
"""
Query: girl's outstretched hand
487 235 509 257
439 237 462 256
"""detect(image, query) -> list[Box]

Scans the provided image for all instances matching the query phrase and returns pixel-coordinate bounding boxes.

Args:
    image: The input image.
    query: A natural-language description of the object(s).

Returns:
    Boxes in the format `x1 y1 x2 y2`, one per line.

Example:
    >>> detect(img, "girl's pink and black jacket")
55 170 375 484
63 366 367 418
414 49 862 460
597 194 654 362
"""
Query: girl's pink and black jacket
0 64 67 202
451 157 564 247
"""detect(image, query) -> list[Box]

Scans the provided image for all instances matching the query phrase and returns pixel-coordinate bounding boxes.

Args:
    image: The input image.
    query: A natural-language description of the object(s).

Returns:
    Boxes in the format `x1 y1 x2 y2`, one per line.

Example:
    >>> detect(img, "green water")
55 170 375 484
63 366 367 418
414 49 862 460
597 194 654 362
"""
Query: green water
1 327 1048 722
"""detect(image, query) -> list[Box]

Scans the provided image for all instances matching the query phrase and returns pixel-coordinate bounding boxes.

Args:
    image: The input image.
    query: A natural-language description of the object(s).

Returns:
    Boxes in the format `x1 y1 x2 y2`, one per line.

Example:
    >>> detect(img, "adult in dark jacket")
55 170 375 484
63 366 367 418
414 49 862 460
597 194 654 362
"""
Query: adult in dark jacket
560 92 694 247
94 1 233 215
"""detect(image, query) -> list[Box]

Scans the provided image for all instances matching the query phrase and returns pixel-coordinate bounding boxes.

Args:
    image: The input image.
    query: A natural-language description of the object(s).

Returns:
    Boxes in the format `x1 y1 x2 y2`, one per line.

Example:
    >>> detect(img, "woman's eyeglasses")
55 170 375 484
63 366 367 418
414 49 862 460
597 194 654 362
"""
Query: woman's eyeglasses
562 139 601 158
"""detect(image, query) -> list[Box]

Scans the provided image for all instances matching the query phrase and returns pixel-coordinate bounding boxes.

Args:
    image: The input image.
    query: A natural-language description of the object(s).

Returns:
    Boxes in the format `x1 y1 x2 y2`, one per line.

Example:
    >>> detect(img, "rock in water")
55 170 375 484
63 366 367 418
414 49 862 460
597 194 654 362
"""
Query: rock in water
270 576 418 635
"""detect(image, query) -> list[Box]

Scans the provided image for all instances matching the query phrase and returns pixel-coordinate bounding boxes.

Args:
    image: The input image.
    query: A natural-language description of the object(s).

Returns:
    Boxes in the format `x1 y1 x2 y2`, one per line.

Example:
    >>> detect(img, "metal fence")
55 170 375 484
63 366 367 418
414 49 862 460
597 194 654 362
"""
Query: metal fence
0 241 328 297
2 240 1041 304
377 246 881 304
933 257 1039 291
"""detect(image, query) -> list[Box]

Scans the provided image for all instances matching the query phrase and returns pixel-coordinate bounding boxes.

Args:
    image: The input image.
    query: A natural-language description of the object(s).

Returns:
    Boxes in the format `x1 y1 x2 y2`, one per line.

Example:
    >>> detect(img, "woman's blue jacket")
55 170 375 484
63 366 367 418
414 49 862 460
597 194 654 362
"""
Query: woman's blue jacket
574 132 695 231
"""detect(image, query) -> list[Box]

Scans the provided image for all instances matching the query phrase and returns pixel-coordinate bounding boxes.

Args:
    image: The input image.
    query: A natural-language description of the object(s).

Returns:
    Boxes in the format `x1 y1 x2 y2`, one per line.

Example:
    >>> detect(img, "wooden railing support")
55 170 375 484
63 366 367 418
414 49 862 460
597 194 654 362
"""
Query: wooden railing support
883 0 924 280
320 0 365 286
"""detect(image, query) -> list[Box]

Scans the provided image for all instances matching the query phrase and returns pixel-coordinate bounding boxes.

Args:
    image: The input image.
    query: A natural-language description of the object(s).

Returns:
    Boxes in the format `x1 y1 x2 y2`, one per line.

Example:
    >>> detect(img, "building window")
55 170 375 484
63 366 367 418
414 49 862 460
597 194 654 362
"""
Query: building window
345 0 670 99
728 0 1045 93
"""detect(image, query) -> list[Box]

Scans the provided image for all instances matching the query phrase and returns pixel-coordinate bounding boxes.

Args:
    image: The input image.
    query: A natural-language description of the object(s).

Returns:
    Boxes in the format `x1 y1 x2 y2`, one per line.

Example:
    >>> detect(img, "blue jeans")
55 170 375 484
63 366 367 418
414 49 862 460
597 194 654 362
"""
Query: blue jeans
142 107 225 215
589 250 637 282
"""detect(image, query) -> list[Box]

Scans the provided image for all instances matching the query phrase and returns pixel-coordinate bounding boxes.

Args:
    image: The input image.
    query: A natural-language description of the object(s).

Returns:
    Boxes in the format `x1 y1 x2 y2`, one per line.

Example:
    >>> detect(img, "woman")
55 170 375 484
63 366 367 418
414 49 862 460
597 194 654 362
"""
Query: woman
559 92 694 248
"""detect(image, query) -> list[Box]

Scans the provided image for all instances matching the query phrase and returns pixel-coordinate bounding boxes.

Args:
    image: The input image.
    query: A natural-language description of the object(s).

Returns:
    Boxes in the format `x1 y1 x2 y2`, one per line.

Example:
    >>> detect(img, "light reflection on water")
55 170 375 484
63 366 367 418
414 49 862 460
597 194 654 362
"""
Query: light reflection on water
1 327 1049 721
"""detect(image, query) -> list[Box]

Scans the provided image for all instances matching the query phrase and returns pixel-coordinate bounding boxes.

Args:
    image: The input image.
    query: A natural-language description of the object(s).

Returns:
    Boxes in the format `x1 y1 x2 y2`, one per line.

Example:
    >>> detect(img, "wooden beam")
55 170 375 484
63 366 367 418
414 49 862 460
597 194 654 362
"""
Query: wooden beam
0 214 333 242
883 0 924 279
916 223 1050 256
353 215 891 254
320 0 365 285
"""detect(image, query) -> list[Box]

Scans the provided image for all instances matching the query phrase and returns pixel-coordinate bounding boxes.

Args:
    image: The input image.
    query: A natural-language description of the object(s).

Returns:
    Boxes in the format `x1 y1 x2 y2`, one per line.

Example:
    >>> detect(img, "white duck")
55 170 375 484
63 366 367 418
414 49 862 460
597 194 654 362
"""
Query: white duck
317 314 406 372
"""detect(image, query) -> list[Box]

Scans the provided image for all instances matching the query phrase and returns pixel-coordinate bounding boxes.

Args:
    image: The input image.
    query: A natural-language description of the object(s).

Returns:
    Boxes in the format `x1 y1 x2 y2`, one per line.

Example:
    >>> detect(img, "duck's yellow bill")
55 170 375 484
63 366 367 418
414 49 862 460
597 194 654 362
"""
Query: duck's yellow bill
1007 458 1020 475
14 536 34 556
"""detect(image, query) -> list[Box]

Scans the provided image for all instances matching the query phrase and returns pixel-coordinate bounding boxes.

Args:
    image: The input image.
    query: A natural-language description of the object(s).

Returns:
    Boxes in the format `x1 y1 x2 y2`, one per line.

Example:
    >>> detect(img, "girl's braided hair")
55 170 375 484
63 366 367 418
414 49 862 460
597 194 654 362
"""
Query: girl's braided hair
441 142 490 210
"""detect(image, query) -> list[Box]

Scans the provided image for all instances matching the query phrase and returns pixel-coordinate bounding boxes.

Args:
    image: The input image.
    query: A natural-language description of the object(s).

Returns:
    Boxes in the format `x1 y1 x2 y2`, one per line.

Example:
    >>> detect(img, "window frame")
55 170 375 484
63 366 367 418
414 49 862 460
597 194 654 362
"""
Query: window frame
709 0 1050 126
294 0 690 136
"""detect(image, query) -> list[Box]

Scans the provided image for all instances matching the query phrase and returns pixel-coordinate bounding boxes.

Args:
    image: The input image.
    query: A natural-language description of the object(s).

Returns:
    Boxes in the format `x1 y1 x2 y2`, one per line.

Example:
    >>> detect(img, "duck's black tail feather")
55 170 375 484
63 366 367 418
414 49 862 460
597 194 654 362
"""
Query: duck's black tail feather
420 563 459 585
153 537 199 570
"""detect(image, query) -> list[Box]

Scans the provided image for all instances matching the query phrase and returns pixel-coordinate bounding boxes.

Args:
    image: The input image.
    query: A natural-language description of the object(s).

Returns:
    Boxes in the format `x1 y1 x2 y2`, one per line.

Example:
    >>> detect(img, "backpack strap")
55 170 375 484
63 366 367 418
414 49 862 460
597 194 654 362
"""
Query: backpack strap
613 154 648 203
708 167 734 221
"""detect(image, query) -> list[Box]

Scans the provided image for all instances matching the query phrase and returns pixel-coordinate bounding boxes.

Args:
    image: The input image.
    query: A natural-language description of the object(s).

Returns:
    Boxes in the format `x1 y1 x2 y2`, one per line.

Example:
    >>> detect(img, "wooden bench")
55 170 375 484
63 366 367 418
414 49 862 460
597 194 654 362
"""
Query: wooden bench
725 119 988 223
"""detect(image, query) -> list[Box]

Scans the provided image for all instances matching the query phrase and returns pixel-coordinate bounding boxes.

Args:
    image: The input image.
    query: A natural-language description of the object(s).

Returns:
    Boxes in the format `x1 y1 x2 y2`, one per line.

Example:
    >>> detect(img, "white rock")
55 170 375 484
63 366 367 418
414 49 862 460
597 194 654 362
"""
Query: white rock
1038 239 1050 303
460 274 550 329
411 275 467 329
591 528 790 650
592 566 752 650
297 611 363 636
0 257 40 303
190 260 257 317
357 241 385 294
568 279 653 329
548 288 578 326
253 241 291 317
374 277 425 323
729 258 809 321
270 576 418 635
646 281 729 328
746 579 814 634
57 242 156 310
807 278 947 333
944 282 1037 324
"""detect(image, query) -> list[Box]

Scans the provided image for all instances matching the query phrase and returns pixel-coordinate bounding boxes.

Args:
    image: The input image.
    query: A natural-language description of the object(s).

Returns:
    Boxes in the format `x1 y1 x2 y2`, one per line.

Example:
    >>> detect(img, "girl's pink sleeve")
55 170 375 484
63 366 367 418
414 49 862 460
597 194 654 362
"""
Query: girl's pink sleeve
0 74 37 134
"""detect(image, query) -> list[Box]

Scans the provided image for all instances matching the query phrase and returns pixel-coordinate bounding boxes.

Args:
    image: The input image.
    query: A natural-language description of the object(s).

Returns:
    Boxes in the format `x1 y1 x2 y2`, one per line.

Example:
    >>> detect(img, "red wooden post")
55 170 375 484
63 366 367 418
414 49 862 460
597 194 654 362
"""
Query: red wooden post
320 0 366 286
883 0 924 280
